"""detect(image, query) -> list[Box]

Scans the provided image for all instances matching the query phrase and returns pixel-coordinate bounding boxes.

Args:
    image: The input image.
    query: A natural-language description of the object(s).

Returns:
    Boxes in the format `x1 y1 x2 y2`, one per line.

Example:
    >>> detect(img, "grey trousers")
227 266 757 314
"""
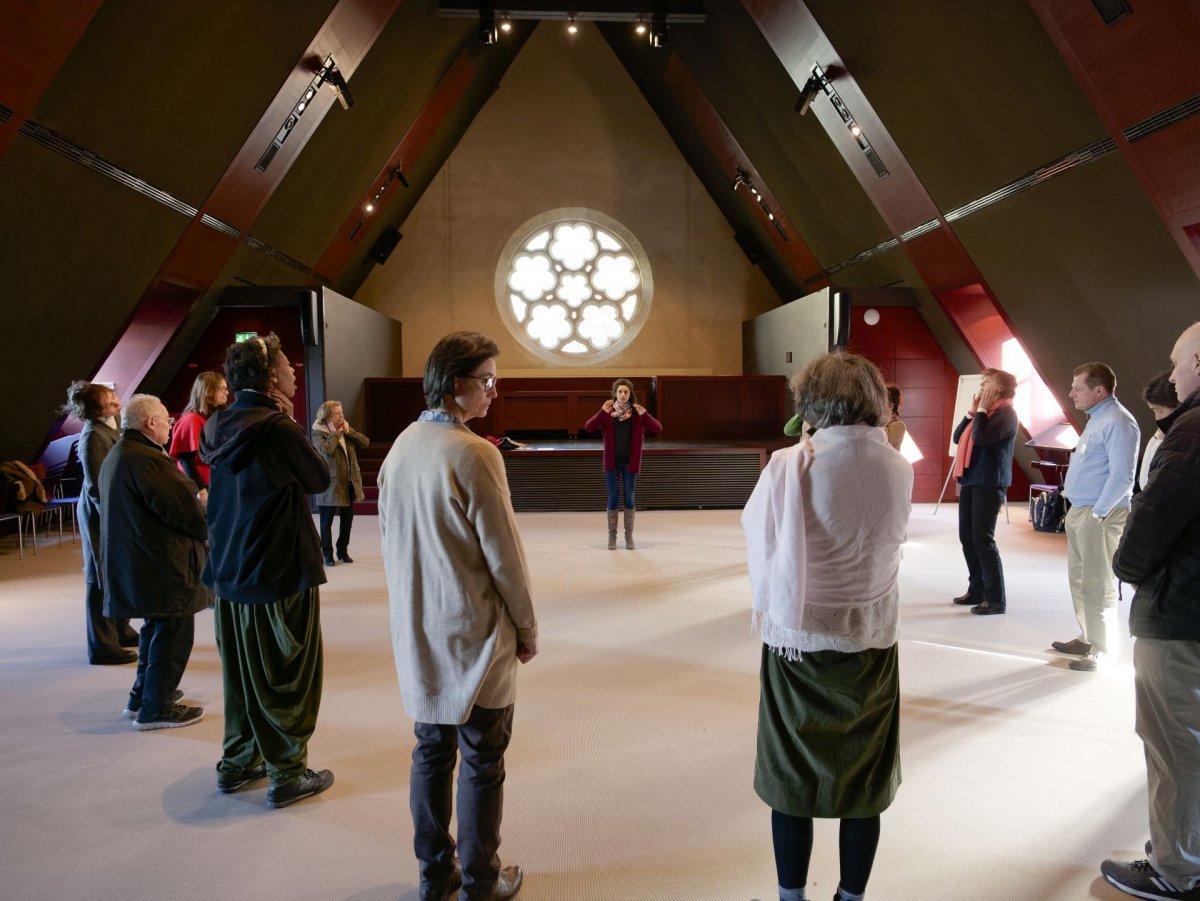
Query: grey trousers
411 704 514 900
1135 637 1200 889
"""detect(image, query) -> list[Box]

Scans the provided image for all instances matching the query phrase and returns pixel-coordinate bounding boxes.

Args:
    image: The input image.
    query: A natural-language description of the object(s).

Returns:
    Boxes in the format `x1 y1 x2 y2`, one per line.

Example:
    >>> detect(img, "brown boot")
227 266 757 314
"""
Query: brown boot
623 508 636 549
606 510 618 550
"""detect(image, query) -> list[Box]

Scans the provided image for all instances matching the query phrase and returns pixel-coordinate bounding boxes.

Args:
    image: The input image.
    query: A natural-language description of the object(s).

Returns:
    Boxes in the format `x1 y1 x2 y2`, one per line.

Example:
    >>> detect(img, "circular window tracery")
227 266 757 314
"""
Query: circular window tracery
495 209 652 364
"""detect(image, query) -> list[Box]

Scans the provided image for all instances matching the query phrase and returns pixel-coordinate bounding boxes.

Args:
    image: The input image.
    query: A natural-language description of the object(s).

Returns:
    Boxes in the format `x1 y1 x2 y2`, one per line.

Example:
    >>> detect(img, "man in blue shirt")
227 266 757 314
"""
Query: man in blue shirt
1053 362 1140 671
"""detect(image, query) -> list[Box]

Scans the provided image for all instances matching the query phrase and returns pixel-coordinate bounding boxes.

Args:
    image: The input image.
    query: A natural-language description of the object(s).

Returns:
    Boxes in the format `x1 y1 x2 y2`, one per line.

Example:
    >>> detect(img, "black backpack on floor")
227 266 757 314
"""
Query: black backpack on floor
1032 488 1067 533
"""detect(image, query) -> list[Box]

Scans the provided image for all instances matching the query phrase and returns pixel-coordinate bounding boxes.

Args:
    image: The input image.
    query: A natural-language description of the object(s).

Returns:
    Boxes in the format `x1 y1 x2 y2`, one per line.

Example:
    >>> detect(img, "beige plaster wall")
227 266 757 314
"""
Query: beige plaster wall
354 23 778 377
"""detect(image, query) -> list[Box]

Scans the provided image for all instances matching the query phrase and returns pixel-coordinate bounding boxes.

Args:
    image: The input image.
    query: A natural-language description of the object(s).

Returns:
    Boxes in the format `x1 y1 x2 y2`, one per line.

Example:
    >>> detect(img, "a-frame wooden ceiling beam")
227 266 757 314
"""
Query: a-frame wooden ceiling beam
90 0 403 397
0 0 103 161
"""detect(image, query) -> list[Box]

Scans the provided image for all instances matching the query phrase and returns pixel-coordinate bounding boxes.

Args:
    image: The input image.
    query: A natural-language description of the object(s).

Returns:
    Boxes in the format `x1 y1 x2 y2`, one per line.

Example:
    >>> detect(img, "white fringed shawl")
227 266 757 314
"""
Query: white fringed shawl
742 425 913 660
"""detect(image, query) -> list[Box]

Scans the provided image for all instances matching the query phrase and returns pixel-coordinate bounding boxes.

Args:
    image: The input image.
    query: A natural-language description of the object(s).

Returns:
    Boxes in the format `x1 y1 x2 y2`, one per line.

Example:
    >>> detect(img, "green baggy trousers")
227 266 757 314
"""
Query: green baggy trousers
214 589 323 786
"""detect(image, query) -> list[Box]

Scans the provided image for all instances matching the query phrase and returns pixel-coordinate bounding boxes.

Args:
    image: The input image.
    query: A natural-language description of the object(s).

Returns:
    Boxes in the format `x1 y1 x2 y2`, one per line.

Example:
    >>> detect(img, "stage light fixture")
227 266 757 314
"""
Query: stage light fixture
649 11 667 48
479 4 498 44
795 74 822 116
325 63 355 110
567 15 578 34
634 18 646 34
499 18 512 32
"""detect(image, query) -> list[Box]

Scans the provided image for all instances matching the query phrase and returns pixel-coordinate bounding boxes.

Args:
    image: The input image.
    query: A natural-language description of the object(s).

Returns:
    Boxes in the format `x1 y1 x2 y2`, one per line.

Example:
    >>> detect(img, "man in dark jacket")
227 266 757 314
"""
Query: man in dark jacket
201 334 333 809
1101 322 1200 901
99 394 208 730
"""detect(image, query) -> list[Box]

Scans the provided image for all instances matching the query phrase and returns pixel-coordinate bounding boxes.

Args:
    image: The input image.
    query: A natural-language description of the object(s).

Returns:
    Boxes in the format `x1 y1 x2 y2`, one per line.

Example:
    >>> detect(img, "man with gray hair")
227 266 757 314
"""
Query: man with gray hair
99 394 209 730
1102 322 1200 900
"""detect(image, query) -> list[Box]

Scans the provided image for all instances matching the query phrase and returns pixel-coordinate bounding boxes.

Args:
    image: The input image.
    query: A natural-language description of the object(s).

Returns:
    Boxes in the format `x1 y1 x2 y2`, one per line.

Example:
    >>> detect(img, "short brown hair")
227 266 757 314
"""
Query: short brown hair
423 332 499 409
790 352 887 429
982 368 1018 399
1073 362 1116 394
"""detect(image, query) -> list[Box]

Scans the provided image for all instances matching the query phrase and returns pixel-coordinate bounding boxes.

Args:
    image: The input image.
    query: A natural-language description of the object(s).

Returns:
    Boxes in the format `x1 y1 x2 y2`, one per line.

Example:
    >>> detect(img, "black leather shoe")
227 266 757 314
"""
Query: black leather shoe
217 763 268 794
91 649 138 665
971 602 1006 615
952 593 979 605
267 768 334 809
419 862 463 901
336 553 354 564
323 554 336 567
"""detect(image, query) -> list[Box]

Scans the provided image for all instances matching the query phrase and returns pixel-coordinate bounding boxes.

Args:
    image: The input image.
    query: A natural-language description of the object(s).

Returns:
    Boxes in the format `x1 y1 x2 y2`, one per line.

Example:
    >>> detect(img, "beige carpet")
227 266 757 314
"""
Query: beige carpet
0 507 1148 900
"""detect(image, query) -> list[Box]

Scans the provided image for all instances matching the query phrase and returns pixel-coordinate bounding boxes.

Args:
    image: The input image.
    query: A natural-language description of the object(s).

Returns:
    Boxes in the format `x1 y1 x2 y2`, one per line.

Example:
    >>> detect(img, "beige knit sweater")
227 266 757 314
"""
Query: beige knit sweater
377 419 537 724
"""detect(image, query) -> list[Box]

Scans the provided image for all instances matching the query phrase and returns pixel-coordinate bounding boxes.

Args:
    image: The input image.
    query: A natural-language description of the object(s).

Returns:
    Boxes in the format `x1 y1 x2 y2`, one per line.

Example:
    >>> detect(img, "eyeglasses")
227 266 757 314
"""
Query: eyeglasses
463 375 499 391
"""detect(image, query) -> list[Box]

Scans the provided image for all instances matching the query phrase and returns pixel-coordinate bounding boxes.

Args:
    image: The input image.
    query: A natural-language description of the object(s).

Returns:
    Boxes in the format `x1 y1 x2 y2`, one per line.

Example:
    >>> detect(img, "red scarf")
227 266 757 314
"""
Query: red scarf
954 398 1013 478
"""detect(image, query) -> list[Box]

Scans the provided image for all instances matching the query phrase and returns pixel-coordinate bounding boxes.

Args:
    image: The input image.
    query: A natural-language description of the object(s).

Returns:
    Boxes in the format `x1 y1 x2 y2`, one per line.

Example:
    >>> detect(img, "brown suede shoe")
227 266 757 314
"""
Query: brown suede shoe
1051 638 1093 657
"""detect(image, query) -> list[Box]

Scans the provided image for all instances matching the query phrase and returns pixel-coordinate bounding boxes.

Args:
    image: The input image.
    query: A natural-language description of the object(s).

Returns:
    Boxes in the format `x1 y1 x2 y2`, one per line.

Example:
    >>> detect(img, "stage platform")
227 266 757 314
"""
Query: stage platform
358 438 790 513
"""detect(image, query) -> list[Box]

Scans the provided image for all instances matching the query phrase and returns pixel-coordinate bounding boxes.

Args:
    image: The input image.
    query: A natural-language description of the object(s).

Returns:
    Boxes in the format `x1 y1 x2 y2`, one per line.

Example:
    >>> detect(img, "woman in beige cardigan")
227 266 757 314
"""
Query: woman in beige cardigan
377 332 537 901
311 400 369 566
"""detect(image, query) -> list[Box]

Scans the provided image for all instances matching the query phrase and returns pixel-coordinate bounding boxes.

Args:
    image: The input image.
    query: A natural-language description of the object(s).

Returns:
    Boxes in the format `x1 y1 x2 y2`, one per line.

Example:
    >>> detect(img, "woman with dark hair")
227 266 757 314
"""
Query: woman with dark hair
951 367 1020 615
742 351 912 901
1138 371 1180 492
584 378 663 550
378 331 537 901
311 399 369 566
62 381 139 664
169 371 228 494
884 385 906 452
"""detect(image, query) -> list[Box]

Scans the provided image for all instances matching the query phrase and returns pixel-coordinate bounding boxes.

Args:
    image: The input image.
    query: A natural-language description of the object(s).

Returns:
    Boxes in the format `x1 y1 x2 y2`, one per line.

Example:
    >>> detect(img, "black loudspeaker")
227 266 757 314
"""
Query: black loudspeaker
299 289 321 347
1089 0 1130 24
829 291 851 349
733 228 763 266
368 226 403 265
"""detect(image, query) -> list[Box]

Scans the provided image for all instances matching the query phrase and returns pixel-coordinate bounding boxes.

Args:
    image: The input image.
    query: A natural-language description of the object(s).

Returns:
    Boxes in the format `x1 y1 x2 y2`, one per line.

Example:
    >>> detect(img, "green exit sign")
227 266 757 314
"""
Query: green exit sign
235 331 258 343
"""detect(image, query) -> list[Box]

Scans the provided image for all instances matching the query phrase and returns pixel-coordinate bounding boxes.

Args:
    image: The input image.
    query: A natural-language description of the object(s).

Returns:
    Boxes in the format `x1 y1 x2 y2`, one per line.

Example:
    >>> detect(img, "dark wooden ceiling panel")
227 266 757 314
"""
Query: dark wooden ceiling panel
32 0 341 205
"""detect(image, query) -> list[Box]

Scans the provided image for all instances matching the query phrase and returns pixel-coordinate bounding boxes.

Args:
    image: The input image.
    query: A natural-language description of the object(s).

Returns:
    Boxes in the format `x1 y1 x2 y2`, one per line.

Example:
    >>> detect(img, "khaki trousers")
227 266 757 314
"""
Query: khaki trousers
1135 638 1200 889
1065 504 1127 654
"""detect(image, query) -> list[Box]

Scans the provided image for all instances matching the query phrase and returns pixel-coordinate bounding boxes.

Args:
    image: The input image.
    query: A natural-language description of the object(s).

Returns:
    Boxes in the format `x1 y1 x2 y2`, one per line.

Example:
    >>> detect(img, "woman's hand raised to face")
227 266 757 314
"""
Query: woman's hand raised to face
602 399 614 413
268 387 294 419
633 403 646 416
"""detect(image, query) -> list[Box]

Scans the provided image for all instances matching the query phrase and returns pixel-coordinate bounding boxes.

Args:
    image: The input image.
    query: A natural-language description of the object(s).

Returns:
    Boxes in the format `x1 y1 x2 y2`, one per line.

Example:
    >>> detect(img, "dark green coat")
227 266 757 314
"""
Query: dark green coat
98 429 209 619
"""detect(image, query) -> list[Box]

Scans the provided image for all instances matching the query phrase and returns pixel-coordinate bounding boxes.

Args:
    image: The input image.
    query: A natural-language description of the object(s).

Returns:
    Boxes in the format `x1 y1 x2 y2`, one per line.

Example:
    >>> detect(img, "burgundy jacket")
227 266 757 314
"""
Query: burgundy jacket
584 407 663 473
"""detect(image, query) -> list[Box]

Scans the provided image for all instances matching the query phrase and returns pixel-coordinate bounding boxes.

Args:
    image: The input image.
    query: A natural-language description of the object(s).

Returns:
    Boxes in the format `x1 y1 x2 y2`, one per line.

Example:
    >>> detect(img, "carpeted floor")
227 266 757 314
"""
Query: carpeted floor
0 506 1148 900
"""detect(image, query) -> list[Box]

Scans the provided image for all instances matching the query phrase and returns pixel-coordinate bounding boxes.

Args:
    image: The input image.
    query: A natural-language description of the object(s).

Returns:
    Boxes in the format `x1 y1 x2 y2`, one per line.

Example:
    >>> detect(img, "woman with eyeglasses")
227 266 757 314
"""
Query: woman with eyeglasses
169 371 228 501
584 378 663 549
62 381 140 664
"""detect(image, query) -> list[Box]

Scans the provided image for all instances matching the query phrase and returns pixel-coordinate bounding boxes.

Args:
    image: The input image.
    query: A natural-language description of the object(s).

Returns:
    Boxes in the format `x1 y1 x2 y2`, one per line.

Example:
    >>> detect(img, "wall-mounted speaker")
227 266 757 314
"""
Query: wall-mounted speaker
829 291 851 349
733 228 763 266
368 226 403 265
299 289 321 347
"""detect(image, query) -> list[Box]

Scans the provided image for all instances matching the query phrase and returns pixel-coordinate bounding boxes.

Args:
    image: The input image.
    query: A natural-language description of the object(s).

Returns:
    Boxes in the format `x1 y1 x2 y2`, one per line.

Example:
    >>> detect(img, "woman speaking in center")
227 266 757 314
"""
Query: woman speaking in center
584 378 662 550
742 352 912 901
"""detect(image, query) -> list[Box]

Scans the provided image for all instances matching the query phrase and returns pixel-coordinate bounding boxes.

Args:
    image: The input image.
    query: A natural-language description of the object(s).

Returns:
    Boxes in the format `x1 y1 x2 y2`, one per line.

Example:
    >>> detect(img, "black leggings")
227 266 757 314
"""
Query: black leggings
771 810 881 896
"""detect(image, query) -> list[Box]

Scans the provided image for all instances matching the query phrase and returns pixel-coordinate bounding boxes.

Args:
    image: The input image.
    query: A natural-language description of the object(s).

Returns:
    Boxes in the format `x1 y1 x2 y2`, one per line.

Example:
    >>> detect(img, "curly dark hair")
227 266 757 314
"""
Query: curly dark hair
223 333 283 393
60 381 112 422
423 332 500 409
610 378 637 406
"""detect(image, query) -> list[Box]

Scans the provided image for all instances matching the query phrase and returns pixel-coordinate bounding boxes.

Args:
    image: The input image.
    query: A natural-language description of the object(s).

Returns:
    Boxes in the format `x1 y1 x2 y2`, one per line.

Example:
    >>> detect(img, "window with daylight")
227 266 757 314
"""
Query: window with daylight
495 210 653 364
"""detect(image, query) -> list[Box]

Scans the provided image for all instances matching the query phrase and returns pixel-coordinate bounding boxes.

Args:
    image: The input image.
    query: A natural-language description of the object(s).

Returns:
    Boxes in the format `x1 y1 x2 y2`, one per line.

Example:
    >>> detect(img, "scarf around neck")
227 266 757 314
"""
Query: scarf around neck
953 397 1013 478
612 400 632 422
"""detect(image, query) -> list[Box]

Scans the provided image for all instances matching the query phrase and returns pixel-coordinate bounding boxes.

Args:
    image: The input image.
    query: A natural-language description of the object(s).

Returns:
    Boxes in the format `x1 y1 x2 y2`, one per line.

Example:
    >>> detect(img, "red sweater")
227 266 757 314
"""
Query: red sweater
584 408 663 473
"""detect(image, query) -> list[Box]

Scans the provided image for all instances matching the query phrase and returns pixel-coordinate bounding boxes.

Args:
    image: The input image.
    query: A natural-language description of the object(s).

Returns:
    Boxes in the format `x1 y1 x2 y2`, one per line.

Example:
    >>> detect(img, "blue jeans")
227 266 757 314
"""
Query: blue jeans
605 467 636 510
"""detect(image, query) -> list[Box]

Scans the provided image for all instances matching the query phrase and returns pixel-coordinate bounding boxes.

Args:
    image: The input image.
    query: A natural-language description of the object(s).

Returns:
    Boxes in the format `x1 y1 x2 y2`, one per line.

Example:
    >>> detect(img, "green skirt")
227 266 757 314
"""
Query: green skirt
754 643 900 818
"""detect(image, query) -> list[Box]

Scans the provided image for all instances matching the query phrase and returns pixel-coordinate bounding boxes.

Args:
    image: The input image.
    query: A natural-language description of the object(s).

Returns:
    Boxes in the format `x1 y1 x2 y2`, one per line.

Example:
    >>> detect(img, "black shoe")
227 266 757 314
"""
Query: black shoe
323 554 336 567
971 602 1006 615
1101 858 1200 899
336 553 354 564
124 689 183 719
134 703 204 731
952 593 979 605
266 768 334 809
120 635 140 648
91 649 138 665
217 763 268 794
420 862 463 901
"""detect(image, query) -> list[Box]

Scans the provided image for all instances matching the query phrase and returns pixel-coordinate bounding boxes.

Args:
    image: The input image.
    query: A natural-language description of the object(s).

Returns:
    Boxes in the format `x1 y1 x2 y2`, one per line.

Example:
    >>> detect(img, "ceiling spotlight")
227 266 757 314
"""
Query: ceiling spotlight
849 123 862 137
634 18 646 35
567 16 578 34
499 18 512 32
365 201 375 213
325 64 355 110
795 74 822 116
649 11 667 48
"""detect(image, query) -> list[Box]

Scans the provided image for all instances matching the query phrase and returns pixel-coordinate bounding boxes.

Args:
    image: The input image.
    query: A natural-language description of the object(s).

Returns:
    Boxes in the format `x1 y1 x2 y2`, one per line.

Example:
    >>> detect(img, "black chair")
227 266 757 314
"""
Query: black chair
40 439 81 546
0 481 35 559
